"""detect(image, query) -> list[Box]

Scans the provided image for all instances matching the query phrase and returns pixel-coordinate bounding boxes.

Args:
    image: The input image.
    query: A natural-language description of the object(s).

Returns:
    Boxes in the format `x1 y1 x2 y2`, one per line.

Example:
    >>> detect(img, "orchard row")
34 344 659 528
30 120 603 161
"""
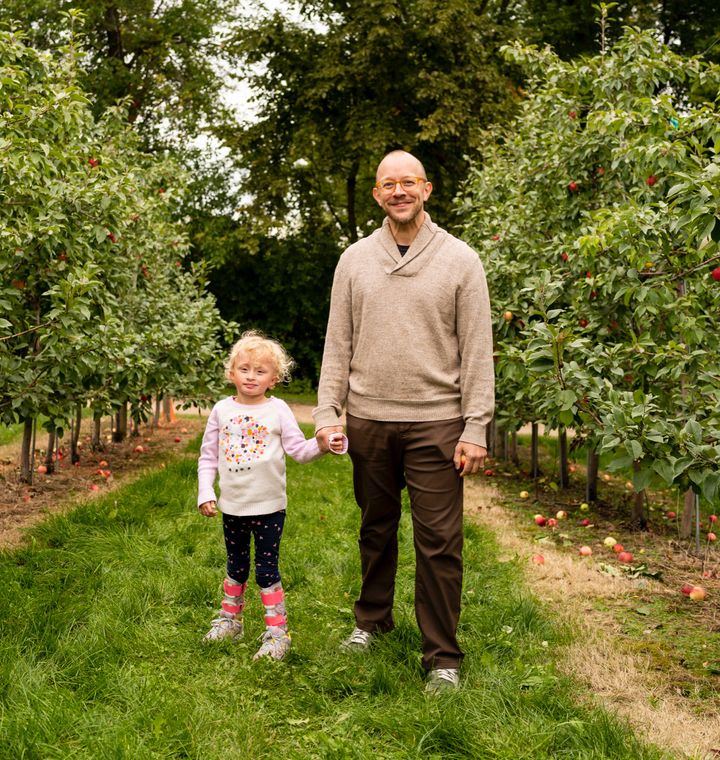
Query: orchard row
462 28 720 528
0 31 230 481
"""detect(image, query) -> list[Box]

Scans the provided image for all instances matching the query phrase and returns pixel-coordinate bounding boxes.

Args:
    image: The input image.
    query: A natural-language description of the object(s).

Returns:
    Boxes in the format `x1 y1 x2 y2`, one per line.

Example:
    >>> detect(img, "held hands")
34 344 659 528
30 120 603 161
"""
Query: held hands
454 441 487 477
316 425 344 453
198 500 218 517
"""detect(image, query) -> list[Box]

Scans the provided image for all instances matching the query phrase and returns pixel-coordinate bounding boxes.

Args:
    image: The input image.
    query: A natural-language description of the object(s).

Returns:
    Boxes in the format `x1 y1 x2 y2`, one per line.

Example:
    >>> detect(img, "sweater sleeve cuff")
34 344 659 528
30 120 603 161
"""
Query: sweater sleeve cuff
459 422 488 449
197 488 217 508
312 405 343 432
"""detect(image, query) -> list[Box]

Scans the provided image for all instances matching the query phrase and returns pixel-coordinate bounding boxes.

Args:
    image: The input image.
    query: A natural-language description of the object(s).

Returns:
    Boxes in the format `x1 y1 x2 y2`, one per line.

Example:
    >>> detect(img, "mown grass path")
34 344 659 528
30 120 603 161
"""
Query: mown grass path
0 429 667 759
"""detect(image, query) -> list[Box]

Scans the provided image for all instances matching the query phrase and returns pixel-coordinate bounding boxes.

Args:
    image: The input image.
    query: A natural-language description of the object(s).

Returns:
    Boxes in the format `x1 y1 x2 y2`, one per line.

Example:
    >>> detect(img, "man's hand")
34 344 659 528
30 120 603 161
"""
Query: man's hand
316 425 344 453
453 441 487 477
198 500 218 517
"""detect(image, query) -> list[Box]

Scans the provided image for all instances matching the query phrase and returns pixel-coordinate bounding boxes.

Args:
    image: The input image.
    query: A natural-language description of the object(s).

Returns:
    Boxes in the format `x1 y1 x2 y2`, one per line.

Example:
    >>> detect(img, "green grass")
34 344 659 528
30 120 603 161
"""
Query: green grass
0 428 669 759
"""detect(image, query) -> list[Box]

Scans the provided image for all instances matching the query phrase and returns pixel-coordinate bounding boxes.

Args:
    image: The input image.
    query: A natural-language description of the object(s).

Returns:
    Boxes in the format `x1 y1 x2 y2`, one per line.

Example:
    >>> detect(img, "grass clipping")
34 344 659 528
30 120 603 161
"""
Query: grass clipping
464 479 719 760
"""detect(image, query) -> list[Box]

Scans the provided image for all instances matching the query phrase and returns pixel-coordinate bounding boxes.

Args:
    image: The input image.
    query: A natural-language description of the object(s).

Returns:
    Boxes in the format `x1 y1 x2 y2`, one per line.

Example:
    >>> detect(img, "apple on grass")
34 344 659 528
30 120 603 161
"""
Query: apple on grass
617 551 633 564
88 484 100 492
37 464 47 474
556 510 568 520
579 502 590 512
579 518 591 527
546 518 558 528
708 532 717 542
133 445 145 454
531 554 545 565
603 536 618 547
709 515 718 524
681 583 694 596
666 511 676 519
519 490 529 499
612 543 624 553
689 586 706 601
578 546 593 556
534 515 547 526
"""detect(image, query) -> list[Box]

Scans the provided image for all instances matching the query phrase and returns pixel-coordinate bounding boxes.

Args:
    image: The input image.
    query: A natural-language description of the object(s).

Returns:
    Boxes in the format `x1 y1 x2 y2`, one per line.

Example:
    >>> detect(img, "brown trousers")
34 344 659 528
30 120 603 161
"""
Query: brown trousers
346 414 465 670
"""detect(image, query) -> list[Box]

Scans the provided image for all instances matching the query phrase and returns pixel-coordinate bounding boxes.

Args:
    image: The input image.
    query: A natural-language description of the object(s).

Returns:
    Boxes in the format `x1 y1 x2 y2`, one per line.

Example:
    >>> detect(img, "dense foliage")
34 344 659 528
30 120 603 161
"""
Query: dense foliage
462 26 720 501
0 29 229 475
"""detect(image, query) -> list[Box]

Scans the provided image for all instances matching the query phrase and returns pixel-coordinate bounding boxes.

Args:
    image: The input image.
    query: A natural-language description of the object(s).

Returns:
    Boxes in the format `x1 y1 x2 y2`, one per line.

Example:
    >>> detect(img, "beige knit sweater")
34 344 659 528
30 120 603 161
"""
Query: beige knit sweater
313 214 495 447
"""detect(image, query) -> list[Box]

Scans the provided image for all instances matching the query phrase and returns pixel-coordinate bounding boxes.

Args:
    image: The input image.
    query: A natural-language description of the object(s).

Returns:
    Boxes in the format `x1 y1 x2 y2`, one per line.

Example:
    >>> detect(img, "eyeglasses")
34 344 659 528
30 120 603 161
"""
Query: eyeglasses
374 176 427 193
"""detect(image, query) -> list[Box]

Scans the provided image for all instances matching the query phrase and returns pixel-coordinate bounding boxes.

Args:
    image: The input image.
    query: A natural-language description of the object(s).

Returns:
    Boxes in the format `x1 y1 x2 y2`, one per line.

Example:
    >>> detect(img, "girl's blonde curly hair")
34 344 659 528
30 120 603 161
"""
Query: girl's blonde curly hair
224 330 295 384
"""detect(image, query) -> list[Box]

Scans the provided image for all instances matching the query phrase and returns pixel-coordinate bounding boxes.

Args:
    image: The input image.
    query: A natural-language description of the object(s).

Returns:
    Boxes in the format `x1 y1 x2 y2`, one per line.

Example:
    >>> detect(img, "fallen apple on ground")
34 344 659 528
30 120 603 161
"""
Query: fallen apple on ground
689 586 706 601
578 546 593 556
556 510 568 520
531 554 545 565
612 543 624 553
534 515 547 526
519 490 529 499
617 551 634 564
579 502 590 512
603 536 618 547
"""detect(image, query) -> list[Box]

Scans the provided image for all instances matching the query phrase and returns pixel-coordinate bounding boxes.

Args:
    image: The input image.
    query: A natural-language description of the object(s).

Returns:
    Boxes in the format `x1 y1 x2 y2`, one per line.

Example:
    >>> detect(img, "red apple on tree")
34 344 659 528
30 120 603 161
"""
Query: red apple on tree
712 267 720 282
568 181 579 192
646 175 657 186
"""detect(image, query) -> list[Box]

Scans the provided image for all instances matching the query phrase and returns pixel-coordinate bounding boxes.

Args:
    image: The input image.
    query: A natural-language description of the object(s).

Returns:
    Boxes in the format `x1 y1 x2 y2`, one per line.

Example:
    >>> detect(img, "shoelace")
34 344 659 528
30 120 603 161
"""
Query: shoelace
432 668 459 685
348 628 372 645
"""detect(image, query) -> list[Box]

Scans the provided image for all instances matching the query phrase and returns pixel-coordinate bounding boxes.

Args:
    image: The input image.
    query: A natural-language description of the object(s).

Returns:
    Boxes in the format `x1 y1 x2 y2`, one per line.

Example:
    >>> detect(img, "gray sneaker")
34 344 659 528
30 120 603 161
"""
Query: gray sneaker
203 613 244 642
253 626 291 661
425 667 460 694
340 626 373 652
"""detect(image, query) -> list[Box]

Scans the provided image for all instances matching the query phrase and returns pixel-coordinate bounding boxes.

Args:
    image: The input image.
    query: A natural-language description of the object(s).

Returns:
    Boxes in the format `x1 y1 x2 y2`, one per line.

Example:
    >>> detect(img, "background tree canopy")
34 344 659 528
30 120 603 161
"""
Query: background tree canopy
3 0 719 384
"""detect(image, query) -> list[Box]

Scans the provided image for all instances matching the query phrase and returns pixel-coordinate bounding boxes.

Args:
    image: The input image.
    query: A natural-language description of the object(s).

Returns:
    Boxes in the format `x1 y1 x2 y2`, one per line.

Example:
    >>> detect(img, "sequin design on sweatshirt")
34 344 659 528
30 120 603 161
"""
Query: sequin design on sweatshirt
221 415 269 471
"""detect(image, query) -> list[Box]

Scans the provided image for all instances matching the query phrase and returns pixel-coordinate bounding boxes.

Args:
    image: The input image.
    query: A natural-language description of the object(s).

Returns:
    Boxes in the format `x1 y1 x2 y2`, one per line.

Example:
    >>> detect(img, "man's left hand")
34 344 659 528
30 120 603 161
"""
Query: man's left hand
453 442 487 477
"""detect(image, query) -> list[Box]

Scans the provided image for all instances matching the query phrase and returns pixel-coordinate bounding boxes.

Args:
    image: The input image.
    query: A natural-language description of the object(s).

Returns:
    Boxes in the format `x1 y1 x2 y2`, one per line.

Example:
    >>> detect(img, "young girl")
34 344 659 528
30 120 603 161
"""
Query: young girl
197 331 346 660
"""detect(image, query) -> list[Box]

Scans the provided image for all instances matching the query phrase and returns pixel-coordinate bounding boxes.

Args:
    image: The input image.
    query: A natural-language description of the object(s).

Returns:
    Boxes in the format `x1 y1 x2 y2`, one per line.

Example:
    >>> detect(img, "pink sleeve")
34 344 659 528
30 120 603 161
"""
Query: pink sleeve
276 400 323 463
197 405 220 506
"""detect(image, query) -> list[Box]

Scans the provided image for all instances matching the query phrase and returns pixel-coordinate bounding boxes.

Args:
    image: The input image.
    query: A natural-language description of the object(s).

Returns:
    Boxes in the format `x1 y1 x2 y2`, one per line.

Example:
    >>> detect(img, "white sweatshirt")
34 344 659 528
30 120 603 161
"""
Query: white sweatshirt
197 396 324 516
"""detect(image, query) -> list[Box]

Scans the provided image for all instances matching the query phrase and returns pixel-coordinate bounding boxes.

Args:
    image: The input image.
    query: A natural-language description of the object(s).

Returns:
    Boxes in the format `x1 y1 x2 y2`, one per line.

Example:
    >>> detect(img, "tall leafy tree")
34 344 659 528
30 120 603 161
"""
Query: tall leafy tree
518 1 720 61
225 0 521 241
0 1 242 146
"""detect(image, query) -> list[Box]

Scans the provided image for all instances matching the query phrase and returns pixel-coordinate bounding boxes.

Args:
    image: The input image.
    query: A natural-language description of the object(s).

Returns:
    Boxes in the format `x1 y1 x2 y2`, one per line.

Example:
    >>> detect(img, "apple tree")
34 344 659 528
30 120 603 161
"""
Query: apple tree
0 29 228 480
461 25 720 526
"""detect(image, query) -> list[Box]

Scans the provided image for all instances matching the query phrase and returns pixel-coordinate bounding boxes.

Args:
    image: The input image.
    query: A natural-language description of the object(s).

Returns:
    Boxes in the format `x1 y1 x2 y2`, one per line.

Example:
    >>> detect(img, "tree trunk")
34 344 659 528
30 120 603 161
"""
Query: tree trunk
71 403 82 464
113 403 128 443
487 416 496 458
510 430 519 466
558 428 569 488
531 422 540 479
19 417 35 484
153 395 161 429
586 449 599 503
632 462 648 529
495 426 507 461
92 413 104 451
680 487 696 539
44 429 56 473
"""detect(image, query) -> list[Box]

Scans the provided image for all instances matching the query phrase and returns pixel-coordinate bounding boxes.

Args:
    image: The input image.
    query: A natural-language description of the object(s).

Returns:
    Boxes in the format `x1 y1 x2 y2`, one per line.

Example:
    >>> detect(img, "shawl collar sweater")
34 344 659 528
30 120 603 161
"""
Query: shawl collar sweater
314 214 495 447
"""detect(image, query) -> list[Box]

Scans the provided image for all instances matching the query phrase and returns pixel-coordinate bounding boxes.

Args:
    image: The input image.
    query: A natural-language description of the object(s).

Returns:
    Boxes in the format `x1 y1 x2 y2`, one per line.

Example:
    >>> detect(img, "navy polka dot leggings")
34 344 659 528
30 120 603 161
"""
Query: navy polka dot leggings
222 510 286 588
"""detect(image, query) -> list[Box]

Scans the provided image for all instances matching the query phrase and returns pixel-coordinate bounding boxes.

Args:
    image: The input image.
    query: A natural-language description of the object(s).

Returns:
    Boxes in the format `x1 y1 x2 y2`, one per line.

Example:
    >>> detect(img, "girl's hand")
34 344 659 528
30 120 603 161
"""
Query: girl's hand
316 425 344 453
328 432 348 454
198 500 218 517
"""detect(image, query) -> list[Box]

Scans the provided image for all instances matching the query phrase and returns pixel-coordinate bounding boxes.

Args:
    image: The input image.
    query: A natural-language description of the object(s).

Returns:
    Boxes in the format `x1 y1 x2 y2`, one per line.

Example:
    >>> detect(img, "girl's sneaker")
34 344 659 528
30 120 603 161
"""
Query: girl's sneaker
253 626 291 660
203 613 244 642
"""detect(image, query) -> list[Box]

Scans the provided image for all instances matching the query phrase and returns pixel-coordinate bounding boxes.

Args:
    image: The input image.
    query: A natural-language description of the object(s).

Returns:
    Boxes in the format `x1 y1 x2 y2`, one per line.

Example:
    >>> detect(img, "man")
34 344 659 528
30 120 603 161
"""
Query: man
313 150 494 693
